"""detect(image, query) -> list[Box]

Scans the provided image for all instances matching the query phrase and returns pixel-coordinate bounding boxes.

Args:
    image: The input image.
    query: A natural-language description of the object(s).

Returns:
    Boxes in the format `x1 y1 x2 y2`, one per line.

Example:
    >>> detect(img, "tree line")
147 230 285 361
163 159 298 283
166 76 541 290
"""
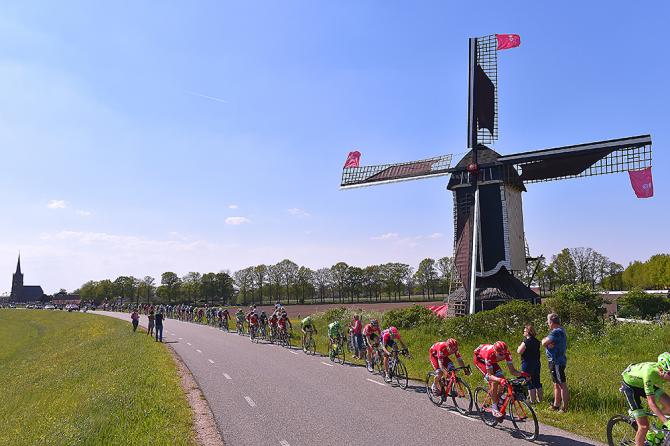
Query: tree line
74 249 669 306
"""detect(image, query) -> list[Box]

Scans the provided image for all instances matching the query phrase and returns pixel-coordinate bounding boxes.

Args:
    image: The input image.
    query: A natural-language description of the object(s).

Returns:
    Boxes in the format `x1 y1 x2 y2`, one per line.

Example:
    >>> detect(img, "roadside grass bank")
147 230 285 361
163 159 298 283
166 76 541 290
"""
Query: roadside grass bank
0 310 196 446
297 303 670 443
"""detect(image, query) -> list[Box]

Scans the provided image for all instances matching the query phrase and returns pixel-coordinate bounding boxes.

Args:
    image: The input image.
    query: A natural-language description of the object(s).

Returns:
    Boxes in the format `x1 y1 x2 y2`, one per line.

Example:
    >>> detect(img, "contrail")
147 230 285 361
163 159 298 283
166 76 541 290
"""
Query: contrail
185 90 229 104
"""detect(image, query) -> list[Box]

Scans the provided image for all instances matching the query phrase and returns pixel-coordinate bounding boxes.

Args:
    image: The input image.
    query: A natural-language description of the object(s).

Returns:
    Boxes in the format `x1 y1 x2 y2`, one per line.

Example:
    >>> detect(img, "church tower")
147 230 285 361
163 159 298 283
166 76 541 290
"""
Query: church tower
10 255 24 302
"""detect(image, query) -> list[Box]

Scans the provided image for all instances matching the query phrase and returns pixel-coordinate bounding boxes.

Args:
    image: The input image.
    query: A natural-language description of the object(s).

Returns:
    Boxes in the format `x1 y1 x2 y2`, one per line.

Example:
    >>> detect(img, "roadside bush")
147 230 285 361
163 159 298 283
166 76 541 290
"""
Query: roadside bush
382 305 441 329
618 287 670 319
441 300 546 340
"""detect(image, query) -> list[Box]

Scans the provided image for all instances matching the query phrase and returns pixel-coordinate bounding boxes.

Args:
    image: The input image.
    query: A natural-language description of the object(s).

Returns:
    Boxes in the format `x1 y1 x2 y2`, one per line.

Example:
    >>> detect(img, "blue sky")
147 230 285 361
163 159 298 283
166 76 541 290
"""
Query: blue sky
1 1 668 294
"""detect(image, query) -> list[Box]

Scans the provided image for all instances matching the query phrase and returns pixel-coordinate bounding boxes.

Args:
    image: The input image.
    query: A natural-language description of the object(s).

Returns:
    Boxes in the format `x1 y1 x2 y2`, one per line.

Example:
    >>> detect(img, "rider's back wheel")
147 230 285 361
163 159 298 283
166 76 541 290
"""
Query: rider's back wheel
425 372 445 406
336 344 346 364
474 386 498 427
509 398 539 441
606 414 637 446
307 339 316 355
393 360 408 389
451 377 473 415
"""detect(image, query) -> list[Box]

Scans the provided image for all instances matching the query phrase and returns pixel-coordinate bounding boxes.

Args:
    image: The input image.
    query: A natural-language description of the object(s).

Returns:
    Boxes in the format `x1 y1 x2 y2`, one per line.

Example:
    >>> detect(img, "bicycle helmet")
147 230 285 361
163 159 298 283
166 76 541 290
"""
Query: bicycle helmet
658 352 670 372
446 338 458 354
332 320 341 329
304 316 312 324
370 319 379 327
493 341 509 355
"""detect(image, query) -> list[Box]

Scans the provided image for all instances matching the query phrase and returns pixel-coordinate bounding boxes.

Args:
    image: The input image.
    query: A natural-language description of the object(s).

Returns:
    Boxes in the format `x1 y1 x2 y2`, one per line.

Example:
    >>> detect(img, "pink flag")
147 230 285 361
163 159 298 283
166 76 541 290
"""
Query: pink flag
344 151 361 168
628 167 654 198
496 34 521 50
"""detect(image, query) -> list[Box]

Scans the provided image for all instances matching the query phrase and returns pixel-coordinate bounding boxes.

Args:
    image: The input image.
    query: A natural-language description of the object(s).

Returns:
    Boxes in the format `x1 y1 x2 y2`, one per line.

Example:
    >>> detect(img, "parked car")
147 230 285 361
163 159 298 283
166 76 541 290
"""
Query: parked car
44 304 56 310
65 304 79 312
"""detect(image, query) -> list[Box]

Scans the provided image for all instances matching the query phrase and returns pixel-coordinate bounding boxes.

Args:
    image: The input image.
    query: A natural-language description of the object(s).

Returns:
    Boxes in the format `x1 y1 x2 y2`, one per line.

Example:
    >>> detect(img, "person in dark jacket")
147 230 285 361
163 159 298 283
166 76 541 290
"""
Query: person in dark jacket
147 311 155 336
517 324 543 403
155 309 164 342
131 310 140 332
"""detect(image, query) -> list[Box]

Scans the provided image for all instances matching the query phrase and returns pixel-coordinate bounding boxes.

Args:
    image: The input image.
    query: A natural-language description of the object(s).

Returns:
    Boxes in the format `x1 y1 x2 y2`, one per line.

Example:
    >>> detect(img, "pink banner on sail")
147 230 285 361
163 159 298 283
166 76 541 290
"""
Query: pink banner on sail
344 151 361 168
496 34 521 50
628 167 654 198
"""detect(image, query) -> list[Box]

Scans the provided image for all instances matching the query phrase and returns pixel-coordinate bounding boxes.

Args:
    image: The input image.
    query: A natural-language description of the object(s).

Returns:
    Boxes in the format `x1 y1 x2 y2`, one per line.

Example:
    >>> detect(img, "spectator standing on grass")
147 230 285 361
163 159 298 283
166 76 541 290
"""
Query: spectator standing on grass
131 310 139 332
147 310 155 336
542 313 569 412
351 314 363 359
517 324 543 404
155 309 164 342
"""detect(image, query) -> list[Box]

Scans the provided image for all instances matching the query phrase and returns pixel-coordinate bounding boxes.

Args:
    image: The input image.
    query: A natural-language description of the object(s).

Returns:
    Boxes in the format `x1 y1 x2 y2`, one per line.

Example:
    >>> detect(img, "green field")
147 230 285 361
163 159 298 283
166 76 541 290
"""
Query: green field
298 305 670 443
0 310 195 446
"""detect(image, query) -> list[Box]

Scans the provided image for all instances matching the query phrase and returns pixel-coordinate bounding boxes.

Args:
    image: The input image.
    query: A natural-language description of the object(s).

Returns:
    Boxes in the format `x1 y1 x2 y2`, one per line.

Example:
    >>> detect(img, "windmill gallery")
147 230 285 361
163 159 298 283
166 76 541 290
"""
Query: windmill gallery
340 34 654 316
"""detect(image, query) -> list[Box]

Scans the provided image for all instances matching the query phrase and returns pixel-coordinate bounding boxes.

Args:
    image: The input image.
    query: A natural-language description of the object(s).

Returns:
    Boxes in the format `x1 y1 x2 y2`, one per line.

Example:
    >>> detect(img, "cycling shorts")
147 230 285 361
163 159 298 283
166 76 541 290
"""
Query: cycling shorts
430 355 454 372
474 355 503 381
621 381 663 418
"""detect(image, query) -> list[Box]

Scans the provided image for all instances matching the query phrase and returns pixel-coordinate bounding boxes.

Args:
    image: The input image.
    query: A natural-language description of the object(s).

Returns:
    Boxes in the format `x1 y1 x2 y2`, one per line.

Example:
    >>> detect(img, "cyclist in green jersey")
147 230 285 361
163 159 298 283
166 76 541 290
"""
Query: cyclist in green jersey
328 321 342 354
301 316 317 349
621 352 670 446
235 309 245 331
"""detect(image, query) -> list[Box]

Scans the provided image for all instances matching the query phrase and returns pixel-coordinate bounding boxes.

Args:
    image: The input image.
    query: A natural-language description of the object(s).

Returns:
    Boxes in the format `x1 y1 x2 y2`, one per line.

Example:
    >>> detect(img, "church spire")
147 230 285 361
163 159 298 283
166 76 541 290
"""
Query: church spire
15 253 21 275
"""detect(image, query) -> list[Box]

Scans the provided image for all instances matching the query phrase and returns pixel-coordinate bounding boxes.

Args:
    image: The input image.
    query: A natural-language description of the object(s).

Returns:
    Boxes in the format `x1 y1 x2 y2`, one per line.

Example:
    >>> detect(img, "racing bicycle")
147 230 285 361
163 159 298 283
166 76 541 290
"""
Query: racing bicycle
425 365 473 415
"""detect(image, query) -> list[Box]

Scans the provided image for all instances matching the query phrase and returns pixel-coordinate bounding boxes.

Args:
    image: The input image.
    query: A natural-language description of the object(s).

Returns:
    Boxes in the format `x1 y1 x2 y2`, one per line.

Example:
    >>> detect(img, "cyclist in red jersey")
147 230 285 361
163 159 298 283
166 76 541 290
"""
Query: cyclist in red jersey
473 341 524 418
429 338 470 395
277 310 292 334
247 307 259 335
363 319 381 370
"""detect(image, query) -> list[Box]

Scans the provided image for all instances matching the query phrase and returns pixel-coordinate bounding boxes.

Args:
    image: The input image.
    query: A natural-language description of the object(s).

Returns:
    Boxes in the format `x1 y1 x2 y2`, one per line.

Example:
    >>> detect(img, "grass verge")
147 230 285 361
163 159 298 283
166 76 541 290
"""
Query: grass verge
0 310 196 446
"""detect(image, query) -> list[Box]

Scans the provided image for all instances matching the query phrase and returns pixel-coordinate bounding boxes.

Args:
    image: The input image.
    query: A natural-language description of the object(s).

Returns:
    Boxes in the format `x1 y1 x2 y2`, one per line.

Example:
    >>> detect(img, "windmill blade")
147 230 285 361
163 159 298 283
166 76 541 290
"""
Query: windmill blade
340 154 454 189
497 135 652 183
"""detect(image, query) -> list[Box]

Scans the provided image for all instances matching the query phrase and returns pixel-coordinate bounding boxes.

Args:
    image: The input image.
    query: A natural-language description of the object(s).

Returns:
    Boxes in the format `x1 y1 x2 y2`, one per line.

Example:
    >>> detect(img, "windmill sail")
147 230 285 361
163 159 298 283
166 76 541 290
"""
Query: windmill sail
340 154 453 189
498 134 652 183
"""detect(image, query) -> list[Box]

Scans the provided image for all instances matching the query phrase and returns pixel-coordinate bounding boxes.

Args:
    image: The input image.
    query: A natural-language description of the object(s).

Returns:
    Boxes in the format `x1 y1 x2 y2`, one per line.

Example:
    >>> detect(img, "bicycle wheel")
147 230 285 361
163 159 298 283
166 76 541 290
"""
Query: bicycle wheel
306 338 316 355
509 398 539 441
335 343 346 365
474 386 498 427
606 414 637 446
451 377 473 415
393 360 408 389
425 372 445 406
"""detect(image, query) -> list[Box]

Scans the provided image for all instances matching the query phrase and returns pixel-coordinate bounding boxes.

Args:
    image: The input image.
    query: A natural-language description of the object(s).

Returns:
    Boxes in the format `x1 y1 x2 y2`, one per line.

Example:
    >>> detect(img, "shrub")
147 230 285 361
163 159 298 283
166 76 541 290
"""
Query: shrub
382 305 441 329
618 287 670 319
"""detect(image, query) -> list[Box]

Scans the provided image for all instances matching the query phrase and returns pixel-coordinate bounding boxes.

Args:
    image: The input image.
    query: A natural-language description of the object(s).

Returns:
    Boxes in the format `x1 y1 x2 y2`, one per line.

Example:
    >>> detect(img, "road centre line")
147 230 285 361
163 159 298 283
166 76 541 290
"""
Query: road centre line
208 359 215 364
279 441 290 446
289 350 299 355
178 337 183 340
320 362 334 367
366 378 386 386
187 342 192 346
196 349 202 353
223 373 232 380
244 396 256 407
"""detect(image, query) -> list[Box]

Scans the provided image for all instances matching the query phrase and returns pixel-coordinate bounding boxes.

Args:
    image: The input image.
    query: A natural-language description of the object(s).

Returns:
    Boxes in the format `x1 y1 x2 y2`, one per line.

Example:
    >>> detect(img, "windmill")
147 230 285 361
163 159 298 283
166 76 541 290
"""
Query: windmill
340 34 653 316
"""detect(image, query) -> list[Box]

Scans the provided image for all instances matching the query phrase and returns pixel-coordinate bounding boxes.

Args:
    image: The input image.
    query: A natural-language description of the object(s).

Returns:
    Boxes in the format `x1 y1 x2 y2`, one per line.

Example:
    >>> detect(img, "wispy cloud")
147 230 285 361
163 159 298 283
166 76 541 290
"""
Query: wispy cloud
428 232 443 239
47 200 66 209
288 207 310 217
228 204 239 210
186 90 229 104
76 210 92 217
225 216 251 225
371 232 399 240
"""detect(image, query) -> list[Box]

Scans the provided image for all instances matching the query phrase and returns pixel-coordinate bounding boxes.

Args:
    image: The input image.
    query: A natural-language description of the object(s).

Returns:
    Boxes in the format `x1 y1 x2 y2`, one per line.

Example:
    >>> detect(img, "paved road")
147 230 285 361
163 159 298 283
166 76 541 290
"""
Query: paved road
97 312 602 446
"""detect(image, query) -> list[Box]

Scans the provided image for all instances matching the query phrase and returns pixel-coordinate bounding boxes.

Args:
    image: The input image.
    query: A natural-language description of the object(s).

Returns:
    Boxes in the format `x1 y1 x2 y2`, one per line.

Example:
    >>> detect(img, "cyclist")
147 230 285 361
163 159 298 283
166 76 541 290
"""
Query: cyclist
259 311 268 336
301 316 317 350
246 307 259 337
473 341 524 418
363 319 382 368
621 352 670 446
380 326 409 382
269 310 279 338
235 308 245 333
220 308 230 330
277 310 292 337
429 338 469 396
328 320 343 359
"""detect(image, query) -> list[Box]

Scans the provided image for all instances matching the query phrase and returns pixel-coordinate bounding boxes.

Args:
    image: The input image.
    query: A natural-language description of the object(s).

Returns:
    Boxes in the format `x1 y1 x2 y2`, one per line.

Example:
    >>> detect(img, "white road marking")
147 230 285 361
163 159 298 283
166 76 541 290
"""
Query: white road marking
196 349 202 353
289 350 299 355
187 342 192 346
320 362 334 367
280 441 290 446
178 337 183 340
208 359 215 364
366 378 386 386
223 373 232 380
244 396 256 407
442 409 477 422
